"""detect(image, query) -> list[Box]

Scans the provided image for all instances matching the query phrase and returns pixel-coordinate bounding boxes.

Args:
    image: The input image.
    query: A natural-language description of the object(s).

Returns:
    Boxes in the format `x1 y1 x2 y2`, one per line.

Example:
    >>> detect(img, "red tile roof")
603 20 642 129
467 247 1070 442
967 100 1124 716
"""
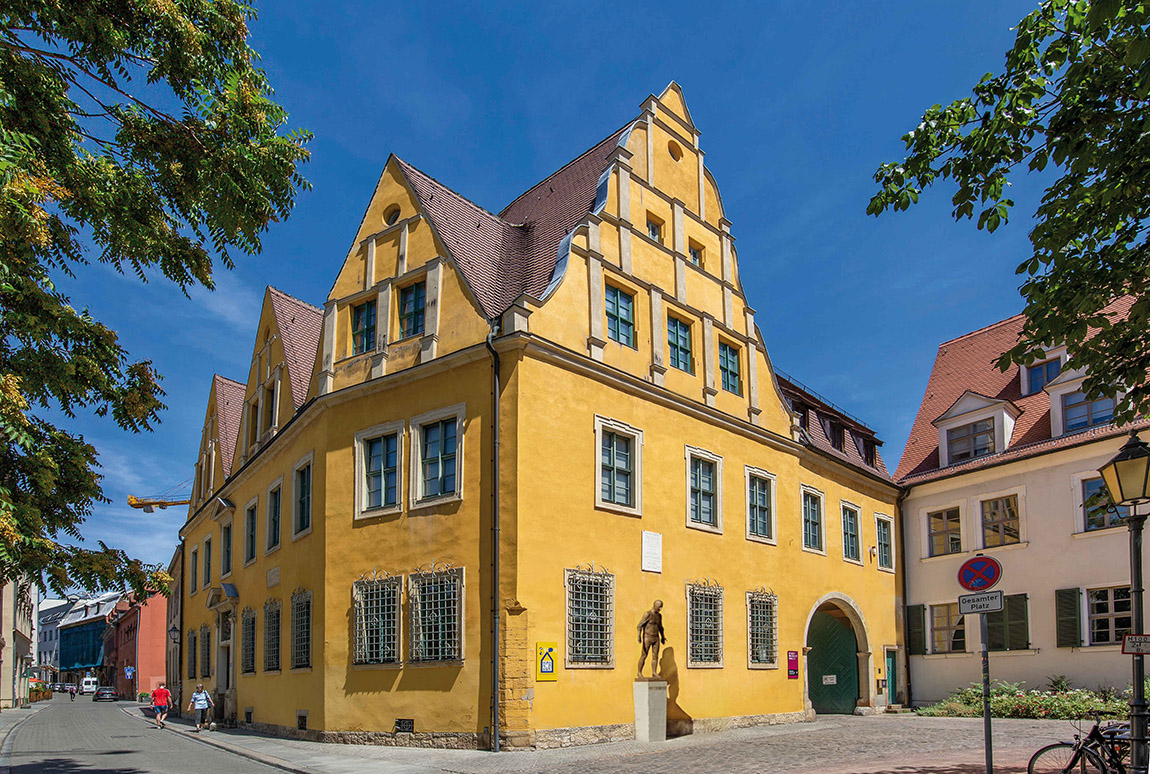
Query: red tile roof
777 375 891 481
393 124 629 320
212 375 245 477
268 287 323 410
896 297 1141 485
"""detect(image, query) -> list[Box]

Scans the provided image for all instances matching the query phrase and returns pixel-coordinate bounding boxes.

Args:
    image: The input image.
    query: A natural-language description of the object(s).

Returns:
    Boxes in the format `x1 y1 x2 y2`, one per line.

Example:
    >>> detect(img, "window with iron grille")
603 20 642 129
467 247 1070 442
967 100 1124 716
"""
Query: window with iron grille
667 316 692 372
876 516 894 569
199 624 211 677
981 495 1020 547
687 582 723 666
410 566 463 663
291 589 312 669
601 431 633 507
689 454 717 527
747 473 773 539
241 607 256 674
399 281 426 338
420 420 457 499
352 300 376 355
605 286 634 347
841 504 861 562
353 574 402 665
927 507 962 556
187 630 197 679
719 342 740 394
364 432 399 509
802 489 823 551
565 568 614 666
264 599 281 671
1089 586 1132 645
747 591 778 666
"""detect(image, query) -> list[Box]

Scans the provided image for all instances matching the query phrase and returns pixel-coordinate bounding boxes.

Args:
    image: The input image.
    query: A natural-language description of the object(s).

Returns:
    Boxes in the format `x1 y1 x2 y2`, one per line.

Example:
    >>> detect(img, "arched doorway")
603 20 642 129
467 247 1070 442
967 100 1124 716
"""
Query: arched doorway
803 593 873 715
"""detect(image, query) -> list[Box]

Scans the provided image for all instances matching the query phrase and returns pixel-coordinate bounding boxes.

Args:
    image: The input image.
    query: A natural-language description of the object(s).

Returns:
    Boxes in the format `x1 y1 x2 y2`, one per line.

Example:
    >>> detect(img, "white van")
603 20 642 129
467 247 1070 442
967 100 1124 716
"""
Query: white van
80 676 98 695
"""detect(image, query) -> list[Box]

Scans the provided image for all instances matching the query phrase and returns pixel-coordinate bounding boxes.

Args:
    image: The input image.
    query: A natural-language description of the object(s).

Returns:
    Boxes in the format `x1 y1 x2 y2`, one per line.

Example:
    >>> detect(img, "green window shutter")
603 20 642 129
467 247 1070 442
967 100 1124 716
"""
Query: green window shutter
1055 588 1082 648
907 604 926 656
985 606 1006 651
987 594 1029 651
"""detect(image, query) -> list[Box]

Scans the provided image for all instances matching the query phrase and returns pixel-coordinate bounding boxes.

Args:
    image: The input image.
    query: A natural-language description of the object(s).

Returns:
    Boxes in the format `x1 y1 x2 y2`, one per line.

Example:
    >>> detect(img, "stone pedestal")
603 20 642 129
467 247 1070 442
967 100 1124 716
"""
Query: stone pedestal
633 679 668 742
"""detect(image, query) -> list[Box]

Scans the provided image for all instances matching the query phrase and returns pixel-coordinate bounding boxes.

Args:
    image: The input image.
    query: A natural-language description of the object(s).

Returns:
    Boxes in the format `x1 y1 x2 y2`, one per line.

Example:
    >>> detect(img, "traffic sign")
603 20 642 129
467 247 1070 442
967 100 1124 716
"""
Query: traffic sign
959 590 1004 615
1123 635 1150 655
958 555 1003 592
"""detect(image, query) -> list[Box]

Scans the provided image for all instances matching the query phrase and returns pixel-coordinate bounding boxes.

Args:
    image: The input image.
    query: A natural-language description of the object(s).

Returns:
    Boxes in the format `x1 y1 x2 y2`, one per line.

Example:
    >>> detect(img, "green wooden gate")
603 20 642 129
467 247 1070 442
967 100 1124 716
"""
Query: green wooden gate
807 611 859 715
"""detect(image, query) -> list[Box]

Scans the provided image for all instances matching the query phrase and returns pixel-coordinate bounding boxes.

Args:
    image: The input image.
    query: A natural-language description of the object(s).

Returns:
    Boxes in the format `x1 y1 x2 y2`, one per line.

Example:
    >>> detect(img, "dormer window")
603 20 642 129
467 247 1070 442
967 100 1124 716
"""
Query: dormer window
946 419 995 463
863 439 876 467
829 422 845 451
1026 358 1061 395
1062 392 1114 432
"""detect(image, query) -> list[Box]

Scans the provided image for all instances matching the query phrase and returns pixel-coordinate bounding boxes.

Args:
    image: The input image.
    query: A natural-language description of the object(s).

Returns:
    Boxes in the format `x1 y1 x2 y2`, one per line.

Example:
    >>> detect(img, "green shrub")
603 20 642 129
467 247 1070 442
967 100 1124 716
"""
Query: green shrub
916 680 1129 720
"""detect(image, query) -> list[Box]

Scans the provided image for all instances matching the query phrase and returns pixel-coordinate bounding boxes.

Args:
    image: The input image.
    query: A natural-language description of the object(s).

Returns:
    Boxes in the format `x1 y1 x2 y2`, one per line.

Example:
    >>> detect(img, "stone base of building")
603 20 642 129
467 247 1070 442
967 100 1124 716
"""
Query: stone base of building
532 708 813 750
240 720 485 749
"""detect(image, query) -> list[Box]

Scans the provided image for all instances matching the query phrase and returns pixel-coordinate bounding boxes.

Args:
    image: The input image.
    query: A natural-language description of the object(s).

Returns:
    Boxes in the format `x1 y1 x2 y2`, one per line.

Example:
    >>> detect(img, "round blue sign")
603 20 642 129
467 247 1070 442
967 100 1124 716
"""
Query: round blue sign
958 556 1002 591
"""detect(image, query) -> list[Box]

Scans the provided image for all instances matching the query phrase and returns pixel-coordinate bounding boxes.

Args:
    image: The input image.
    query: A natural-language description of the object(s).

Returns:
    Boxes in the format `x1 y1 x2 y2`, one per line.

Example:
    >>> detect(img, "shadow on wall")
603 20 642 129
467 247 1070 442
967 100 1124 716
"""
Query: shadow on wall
660 647 693 737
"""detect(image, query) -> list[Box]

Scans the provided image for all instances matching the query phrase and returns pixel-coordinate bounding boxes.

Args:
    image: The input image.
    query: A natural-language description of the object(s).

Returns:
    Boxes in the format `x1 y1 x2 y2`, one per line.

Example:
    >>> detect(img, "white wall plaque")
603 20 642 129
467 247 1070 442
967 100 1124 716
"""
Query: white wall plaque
822 674 837 685
267 566 279 588
641 531 662 573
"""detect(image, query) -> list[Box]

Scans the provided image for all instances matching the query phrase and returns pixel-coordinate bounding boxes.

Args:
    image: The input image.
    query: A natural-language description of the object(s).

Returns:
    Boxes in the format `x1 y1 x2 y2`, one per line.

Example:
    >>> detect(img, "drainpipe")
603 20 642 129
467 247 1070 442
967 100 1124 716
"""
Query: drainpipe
896 488 912 707
484 326 501 753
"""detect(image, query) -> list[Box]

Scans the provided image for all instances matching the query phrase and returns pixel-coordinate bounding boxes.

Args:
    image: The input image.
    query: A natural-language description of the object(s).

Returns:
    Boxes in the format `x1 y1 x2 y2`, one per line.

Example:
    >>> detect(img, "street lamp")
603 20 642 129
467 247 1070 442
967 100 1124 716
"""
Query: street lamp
1100 430 1150 774
167 624 180 643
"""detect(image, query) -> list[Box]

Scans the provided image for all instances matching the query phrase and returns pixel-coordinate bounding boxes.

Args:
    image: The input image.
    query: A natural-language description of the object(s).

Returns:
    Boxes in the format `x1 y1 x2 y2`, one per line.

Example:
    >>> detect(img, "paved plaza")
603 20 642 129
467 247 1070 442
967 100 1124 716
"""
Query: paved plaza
0 695 1095 773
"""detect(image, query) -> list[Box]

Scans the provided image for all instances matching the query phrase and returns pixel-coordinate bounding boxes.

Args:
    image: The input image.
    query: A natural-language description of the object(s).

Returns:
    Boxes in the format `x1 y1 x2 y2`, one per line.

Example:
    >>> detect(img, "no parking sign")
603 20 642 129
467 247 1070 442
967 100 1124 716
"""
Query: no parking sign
957 555 1002 592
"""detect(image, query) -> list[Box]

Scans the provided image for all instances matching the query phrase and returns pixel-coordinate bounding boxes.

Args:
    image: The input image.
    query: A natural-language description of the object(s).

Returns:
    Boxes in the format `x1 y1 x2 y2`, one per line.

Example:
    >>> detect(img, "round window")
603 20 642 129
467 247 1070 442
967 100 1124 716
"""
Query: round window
668 141 683 161
384 206 401 226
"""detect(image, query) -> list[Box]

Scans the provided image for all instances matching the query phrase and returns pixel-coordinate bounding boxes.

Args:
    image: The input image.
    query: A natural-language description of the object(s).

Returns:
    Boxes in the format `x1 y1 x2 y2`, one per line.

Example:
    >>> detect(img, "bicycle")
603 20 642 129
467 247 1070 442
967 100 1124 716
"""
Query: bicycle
1029 714 1131 773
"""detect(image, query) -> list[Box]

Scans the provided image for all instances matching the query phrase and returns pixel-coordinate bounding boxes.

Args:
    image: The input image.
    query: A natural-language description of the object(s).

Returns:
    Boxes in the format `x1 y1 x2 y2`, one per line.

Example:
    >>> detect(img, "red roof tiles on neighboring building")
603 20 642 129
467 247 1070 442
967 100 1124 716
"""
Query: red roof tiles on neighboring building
268 287 323 411
212 375 245 477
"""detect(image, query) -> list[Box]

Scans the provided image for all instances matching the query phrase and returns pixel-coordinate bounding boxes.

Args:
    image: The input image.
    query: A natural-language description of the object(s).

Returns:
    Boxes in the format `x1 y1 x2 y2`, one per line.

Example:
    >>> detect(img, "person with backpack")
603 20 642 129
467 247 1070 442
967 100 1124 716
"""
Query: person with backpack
150 682 172 729
187 684 214 732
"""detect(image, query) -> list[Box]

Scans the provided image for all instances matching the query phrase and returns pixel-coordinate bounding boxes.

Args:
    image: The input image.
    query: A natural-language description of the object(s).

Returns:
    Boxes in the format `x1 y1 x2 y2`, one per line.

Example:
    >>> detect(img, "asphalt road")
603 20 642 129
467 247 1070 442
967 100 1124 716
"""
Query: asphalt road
6 694 281 774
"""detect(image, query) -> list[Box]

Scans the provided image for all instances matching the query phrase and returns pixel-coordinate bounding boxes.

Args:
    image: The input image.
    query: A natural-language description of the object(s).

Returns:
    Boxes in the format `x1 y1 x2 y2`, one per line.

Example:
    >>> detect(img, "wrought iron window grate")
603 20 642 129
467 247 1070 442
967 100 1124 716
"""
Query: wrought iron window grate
264 599 281 671
566 567 614 665
291 589 312 669
199 624 211 677
354 573 402 665
410 565 462 663
747 591 778 665
687 582 724 666
241 608 256 674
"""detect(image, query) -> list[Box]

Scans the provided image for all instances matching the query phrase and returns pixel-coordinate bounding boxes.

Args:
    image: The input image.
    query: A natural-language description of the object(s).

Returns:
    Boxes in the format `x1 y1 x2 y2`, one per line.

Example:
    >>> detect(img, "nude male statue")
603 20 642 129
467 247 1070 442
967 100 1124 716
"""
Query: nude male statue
636 600 666 678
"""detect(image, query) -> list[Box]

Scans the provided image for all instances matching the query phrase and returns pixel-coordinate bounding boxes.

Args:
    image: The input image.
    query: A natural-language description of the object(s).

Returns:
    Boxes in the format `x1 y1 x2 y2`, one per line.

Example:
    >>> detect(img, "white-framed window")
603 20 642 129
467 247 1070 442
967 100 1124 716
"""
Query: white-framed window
930 602 966 653
927 507 962 556
241 607 256 675
355 420 404 519
745 466 776 544
596 416 643 516
221 521 233 577
409 565 464 663
605 285 635 348
746 590 778 668
801 486 825 553
1026 357 1062 395
266 477 283 553
263 599 281 672
293 451 314 539
946 419 995 463
981 494 1020 548
410 404 465 506
243 497 258 565
1079 476 1128 531
290 588 312 670
841 502 861 563
686 581 724 668
202 537 212 587
646 214 663 243
353 572 402 665
876 513 895 571
686 446 722 533
1089 586 1132 645
565 566 615 668
1063 392 1115 433
189 547 199 592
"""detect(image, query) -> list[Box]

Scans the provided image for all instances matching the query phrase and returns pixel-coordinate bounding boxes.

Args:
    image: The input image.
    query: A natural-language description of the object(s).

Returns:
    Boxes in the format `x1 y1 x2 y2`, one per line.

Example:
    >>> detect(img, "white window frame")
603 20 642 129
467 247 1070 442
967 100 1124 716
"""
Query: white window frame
202 536 212 588
243 496 259 567
744 466 777 546
354 419 405 520
220 518 234 580
189 547 199 595
564 567 615 669
840 500 863 566
685 446 723 534
928 600 969 655
1071 469 1129 535
975 486 1027 550
1087 584 1133 646
594 416 643 517
409 403 466 509
800 485 826 556
919 500 966 561
1020 345 1067 396
292 450 315 540
746 590 779 669
875 512 896 572
265 476 284 555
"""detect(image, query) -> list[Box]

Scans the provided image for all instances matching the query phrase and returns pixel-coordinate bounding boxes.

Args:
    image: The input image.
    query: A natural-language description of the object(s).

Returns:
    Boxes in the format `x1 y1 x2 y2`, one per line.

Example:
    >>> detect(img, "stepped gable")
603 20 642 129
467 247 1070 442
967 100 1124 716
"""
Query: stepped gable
268 286 323 410
896 296 1140 484
776 375 891 480
394 124 629 320
212 375 245 477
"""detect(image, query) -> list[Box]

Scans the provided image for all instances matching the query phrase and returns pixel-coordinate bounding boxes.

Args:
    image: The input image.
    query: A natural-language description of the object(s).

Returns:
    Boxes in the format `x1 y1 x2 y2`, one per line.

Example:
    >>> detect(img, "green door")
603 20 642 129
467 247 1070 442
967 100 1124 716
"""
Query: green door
886 650 897 704
807 611 859 714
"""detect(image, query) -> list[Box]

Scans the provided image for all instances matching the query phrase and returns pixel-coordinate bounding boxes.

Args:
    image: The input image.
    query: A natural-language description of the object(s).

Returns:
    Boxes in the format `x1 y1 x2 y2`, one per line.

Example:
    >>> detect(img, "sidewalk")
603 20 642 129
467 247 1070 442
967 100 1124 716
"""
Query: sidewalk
0 701 50 773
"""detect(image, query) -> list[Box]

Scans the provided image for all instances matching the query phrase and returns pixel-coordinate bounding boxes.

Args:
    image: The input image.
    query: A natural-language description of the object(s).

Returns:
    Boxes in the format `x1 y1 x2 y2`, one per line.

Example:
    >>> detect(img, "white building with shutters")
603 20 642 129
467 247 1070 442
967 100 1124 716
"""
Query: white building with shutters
896 305 1147 704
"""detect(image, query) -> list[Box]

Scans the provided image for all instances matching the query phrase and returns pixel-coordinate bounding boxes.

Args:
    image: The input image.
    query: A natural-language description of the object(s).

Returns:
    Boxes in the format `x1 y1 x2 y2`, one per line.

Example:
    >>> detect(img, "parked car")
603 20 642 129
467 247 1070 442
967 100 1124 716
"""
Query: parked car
92 687 118 702
80 676 98 694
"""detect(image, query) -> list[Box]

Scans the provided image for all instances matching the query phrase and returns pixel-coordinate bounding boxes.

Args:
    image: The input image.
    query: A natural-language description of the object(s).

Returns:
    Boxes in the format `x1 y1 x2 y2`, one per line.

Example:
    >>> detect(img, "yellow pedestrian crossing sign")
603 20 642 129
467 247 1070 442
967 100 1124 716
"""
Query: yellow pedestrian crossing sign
536 642 558 681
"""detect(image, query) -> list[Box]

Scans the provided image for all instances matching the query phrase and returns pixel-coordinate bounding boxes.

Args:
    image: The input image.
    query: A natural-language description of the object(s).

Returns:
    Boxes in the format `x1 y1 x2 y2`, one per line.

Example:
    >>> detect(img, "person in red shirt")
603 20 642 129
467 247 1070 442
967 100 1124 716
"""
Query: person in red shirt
150 682 172 729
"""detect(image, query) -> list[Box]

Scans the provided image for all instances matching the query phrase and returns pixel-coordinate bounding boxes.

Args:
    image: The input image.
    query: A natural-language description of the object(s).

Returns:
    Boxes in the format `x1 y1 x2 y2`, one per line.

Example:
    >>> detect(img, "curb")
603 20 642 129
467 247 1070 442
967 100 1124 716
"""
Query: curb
0 703 48 774
118 706 319 774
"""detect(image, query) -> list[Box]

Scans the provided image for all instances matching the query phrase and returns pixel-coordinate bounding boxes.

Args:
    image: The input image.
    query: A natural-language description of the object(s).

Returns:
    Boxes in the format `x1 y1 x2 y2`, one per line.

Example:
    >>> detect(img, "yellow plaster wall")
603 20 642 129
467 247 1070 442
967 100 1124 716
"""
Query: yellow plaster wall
652 122 699 213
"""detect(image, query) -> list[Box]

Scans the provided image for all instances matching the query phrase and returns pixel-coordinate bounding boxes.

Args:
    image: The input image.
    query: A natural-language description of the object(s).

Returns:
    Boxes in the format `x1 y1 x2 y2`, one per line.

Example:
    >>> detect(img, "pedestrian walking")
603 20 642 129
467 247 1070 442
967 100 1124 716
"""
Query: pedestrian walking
68 684 75 701
187 683 214 732
150 682 172 729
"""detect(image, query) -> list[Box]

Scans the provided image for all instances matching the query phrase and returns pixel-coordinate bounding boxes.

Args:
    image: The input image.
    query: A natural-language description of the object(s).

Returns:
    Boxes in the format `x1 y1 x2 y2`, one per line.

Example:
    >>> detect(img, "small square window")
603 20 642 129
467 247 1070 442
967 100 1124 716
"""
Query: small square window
688 242 703 266
1027 358 1061 394
647 218 663 243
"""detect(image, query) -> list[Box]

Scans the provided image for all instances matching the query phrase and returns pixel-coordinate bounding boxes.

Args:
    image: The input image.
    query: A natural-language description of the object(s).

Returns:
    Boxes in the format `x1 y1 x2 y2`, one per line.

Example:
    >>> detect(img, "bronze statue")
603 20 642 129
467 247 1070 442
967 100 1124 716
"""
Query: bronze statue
636 600 666 678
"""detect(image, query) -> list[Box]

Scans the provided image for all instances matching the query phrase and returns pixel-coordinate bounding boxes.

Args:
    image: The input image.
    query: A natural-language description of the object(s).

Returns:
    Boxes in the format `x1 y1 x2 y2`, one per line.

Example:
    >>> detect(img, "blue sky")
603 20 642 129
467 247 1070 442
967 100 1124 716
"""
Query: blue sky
58 1 1045 572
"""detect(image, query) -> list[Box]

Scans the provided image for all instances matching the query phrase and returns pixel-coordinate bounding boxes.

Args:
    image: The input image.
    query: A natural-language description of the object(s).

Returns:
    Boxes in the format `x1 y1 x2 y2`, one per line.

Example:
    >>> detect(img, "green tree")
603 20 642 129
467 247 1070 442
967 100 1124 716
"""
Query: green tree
869 0 1150 419
0 2 310 596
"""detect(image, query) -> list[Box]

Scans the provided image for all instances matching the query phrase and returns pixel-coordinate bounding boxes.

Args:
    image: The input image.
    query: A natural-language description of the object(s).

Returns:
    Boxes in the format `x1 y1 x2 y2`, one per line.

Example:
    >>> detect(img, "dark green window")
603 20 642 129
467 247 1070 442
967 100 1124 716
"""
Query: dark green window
605 286 634 347
689 456 716 526
267 487 281 550
221 523 232 575
802 491 822 551
842 505 860 561
600 431 633 506
907 604 926 656
985 593 1029 651
421 419 457 498
719 342 740 394
876 517 894 569
1055 587 1082 648
295 464 311 534
400 282 426 338
365 433 398 509
244 504 257 562
352 300 376 354
748 475 772 539
668 316 692 372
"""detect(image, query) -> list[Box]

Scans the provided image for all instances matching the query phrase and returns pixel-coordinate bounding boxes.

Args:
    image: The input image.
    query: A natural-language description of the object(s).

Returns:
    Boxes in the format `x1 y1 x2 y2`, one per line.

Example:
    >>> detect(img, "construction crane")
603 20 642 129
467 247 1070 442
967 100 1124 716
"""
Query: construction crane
127 478 192 513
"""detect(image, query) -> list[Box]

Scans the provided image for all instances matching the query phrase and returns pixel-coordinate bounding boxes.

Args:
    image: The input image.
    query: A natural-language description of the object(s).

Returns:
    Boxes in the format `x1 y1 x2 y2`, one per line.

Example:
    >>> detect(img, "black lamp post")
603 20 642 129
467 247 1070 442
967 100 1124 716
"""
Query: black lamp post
1100 430 1150 774
168 624 180 643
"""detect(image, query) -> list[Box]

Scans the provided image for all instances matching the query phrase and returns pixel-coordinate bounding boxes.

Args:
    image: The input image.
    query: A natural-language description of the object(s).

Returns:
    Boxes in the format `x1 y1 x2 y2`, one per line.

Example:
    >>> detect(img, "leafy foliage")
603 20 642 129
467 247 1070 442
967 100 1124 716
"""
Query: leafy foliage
0 2 310 596
916 680 1130 719
869 0 1150 420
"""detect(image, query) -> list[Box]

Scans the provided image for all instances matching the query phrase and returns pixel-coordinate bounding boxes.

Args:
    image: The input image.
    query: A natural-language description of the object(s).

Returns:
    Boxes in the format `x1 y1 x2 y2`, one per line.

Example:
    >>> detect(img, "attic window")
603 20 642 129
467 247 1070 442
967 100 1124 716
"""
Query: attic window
1026 358 1061 395
863 440 876 467
829 422 845 451
793 403 808 430
384 205 401 226
668 140 683 161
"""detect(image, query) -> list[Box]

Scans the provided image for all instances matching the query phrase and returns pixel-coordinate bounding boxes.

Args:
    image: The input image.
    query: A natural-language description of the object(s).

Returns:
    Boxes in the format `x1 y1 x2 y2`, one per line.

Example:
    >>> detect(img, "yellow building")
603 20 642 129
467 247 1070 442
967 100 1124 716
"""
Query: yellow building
177 83 902 749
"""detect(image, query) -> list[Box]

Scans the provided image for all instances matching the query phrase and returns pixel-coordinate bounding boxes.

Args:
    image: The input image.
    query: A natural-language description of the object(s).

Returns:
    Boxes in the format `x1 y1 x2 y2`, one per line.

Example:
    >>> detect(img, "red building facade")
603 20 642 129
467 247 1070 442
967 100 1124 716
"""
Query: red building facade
112 593 168 699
